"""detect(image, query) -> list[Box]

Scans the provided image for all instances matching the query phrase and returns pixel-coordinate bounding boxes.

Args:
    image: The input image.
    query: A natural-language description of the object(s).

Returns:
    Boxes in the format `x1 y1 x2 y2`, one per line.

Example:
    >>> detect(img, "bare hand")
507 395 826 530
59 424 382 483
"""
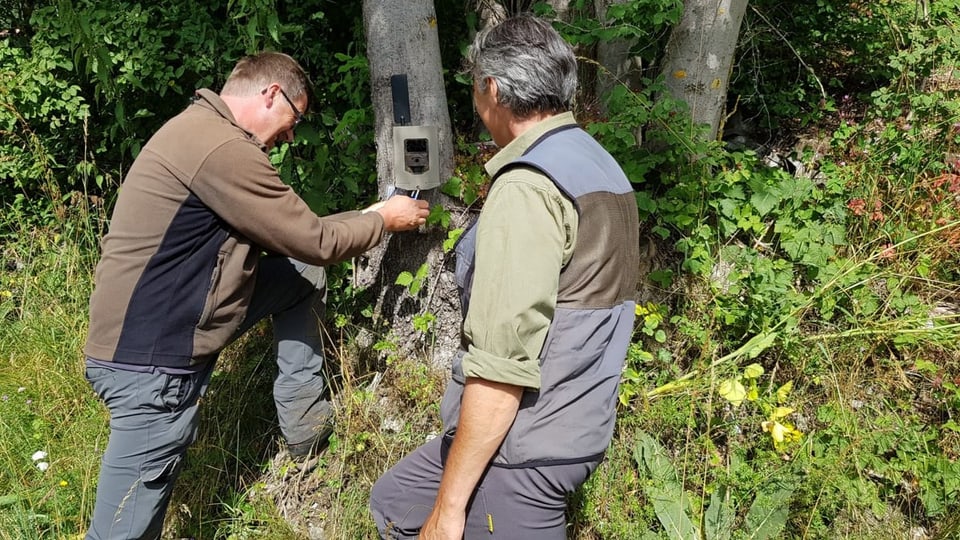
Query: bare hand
375 195 429 232
418 506 465 540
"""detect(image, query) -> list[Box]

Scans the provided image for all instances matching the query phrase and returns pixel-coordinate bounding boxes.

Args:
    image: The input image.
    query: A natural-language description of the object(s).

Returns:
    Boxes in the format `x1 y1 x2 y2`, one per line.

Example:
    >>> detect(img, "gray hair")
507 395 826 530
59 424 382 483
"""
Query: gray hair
466 15 577 118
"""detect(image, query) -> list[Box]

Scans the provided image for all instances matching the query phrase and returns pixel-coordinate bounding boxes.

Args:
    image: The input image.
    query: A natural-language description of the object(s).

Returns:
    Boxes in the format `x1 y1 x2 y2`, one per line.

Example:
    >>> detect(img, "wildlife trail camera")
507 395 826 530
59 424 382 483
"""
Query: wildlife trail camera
390 74 440 194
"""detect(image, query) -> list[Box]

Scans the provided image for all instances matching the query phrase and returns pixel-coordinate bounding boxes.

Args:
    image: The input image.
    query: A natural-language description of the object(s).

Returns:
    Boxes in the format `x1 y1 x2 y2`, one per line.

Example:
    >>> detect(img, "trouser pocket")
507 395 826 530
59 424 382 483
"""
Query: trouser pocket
142 454 183 485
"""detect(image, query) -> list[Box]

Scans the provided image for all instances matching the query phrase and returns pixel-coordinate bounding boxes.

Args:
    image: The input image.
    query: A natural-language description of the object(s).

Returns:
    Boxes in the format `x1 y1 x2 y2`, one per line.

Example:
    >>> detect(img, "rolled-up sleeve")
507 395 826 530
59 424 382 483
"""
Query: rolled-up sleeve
460 169 576 390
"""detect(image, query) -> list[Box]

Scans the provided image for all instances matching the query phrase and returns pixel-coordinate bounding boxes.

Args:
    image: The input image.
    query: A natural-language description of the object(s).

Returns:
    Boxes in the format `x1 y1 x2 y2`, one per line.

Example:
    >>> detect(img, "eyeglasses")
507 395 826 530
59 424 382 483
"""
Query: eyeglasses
277 87 305 127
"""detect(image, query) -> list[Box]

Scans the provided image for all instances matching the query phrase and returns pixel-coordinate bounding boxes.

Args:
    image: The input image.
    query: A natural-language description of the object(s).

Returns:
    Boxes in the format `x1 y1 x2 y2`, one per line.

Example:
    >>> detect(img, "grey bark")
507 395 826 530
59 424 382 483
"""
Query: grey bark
359 0 464 368
658 0 748 142
594 0 644 107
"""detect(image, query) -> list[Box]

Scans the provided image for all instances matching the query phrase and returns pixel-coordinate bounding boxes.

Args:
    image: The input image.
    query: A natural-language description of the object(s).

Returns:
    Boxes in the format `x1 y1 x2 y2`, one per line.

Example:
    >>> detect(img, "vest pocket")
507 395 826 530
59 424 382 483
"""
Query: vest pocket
197 250 226 329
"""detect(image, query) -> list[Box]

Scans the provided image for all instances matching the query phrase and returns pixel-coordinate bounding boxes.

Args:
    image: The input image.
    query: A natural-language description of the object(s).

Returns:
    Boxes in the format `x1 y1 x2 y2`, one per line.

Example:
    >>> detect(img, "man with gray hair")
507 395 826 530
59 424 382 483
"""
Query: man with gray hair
370 15 639 539
83 51 428 539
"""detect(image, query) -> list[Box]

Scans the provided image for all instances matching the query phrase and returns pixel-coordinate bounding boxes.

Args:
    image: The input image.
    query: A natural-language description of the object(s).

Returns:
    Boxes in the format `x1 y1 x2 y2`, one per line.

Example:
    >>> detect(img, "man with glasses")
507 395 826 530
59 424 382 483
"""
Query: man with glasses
82 51 429 540
277 86 305 127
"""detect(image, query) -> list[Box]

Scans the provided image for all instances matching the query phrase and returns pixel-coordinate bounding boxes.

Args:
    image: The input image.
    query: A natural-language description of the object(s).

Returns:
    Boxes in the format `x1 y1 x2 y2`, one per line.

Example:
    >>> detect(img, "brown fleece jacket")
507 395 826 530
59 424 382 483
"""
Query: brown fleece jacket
84 89 384 367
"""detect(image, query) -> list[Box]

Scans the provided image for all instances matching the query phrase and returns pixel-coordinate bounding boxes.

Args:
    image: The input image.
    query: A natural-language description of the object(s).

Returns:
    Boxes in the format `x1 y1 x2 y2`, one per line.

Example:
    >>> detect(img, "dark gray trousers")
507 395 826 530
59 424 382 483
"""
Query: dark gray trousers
369 433 598 539
85 257 329 540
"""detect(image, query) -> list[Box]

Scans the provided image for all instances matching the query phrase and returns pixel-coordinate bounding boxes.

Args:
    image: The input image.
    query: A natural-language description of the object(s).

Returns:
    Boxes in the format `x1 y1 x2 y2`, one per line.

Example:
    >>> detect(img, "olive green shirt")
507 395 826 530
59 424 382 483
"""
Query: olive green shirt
460 112 580 390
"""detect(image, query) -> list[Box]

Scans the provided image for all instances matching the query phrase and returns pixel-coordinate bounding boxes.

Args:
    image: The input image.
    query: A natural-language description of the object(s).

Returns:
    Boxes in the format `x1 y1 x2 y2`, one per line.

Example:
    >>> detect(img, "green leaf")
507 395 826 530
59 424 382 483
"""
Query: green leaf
267 12 280 43
744 478 796 540
635 191 658 213
913 359 938 375
704 487 734 540
750 189 780 216
743 332 778 360
943 420 960 433
414 263 429 283
635 432 701 539
649 269 674 287
395 271 413 287
443 228 464 253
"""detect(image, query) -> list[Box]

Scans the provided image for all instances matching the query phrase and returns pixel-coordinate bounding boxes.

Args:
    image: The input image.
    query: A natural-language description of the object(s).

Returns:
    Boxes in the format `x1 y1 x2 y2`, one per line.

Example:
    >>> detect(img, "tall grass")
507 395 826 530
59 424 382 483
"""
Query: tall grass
0 205 103 539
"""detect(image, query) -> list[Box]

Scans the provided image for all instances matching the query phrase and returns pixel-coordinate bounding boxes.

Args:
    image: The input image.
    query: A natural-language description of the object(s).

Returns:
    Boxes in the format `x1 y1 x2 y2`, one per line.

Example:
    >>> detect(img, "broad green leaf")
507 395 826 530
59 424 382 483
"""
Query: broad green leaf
394 271 413 287
744 478 796 540
704 487 734 540
636 191 658 213
913 359 938 374
635 432 701 539
750 189 780 216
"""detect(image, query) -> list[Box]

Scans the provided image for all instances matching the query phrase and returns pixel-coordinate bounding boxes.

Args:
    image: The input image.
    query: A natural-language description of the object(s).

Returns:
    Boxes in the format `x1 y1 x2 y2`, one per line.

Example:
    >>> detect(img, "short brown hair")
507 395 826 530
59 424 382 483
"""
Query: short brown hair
221 51 313 112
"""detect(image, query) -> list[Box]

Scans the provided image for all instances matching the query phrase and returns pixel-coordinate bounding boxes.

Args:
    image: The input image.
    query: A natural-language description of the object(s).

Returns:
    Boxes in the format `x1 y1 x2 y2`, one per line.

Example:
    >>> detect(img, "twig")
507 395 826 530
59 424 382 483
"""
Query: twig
749 5 828 101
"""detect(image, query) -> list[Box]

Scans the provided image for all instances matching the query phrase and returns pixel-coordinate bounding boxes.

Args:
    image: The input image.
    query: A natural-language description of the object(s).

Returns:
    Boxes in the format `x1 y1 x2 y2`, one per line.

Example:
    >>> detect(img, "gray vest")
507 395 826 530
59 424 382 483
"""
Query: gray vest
440 125 640 467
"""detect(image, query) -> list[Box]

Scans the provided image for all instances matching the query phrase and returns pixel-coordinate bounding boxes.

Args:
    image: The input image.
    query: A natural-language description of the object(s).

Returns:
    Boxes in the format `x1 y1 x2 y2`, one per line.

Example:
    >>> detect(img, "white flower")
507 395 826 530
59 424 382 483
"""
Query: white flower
17 387 26 393
31 450 47 462
36 462 49 472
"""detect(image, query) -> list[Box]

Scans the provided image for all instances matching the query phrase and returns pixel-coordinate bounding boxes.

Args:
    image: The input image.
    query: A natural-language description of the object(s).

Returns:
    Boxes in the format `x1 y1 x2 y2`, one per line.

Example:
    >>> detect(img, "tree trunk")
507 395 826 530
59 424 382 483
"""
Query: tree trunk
594 0 644 107
359 0 463 367
545 0 572 19
658 0 748 142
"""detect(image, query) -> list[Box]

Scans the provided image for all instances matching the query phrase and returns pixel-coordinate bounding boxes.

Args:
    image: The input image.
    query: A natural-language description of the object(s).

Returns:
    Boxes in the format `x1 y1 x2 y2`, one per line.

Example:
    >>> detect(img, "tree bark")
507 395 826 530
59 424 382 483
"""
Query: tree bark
594 0 644 107
658 0 748 142
360 0 463 367
594 0 643 113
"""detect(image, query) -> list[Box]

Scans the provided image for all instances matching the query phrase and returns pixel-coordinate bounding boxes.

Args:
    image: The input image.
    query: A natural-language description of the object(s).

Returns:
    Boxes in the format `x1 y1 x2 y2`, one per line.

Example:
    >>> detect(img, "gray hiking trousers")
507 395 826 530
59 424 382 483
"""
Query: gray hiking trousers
370 432 599 539
84 257 330 540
